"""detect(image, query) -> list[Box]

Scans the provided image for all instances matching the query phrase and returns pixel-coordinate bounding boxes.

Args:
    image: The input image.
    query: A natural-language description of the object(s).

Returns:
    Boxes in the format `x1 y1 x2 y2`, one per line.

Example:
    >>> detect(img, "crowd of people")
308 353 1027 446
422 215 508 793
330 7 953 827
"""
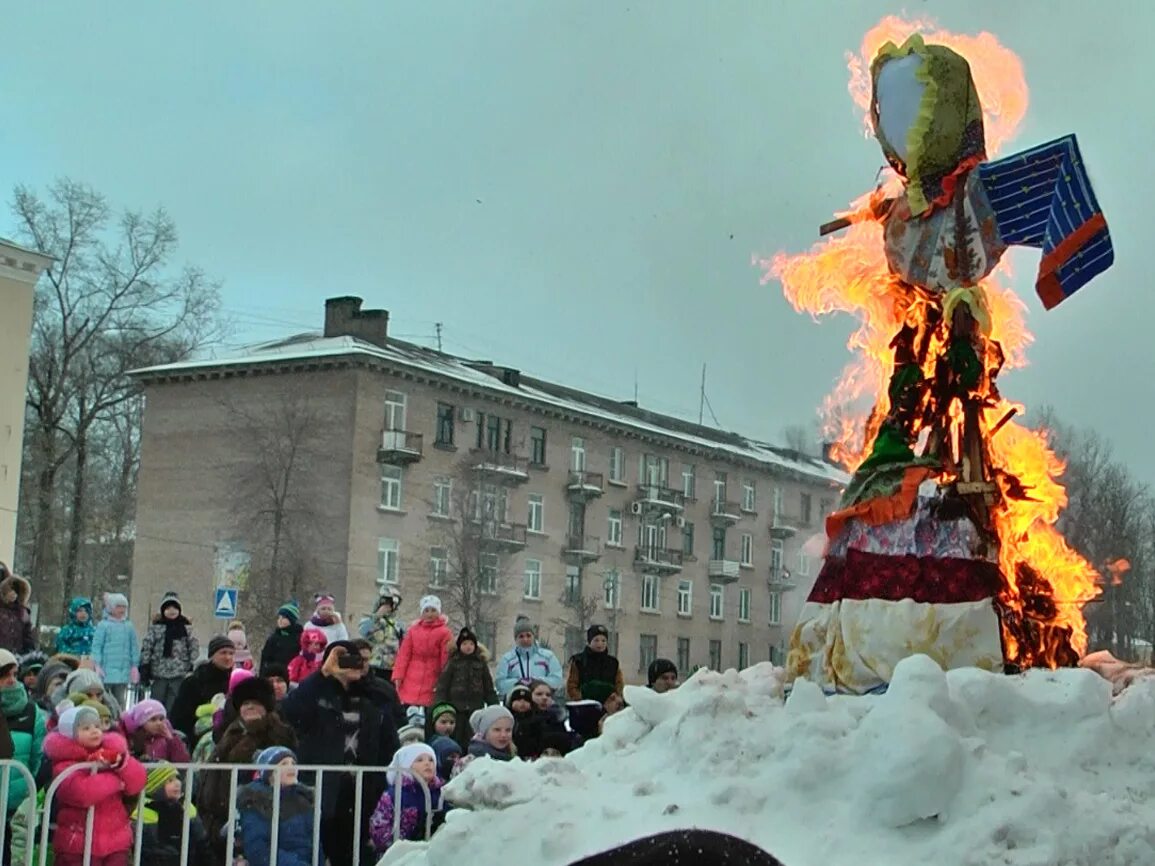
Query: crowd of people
0 567 684 866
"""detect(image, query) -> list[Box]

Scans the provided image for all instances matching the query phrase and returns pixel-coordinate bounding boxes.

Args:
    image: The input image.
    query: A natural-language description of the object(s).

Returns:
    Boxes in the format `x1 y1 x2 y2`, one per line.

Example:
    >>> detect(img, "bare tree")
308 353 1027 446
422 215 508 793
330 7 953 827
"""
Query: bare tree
425 460 517 635
550 568 608 660
12 179 223 619
223 393 328 627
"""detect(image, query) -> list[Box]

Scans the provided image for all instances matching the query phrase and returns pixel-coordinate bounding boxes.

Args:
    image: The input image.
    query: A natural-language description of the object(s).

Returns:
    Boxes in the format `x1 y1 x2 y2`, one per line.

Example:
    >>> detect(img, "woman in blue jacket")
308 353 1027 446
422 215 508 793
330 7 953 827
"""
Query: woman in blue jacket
494 618 563 697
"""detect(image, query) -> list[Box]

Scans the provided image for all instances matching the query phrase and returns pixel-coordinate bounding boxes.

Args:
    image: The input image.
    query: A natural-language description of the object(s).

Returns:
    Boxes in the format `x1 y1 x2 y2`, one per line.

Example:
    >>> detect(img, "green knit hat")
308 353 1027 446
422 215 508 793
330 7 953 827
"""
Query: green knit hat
145 762 179 798
430 702 456 723
277 601 301 625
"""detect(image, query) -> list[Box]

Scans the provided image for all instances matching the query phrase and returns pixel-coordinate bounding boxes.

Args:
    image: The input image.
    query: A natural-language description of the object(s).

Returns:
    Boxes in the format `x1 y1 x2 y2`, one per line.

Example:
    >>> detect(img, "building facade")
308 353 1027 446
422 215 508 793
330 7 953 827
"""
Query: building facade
131 297 845 682
0 240 52 569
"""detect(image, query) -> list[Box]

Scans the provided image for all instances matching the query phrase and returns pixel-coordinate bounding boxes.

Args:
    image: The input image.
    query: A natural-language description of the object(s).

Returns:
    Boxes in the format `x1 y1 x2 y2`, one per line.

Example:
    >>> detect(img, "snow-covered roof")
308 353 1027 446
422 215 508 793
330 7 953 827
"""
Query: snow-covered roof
131 332 849 487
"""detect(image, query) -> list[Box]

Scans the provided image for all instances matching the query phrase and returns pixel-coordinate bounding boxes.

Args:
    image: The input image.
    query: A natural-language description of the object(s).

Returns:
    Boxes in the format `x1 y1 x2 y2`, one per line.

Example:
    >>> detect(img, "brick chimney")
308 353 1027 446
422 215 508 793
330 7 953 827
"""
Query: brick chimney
323 296 388 348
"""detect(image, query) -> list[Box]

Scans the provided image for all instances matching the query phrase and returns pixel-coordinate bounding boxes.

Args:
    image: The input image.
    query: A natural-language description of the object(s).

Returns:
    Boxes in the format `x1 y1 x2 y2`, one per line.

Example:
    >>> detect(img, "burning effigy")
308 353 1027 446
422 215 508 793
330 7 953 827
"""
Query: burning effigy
765 20 1115 694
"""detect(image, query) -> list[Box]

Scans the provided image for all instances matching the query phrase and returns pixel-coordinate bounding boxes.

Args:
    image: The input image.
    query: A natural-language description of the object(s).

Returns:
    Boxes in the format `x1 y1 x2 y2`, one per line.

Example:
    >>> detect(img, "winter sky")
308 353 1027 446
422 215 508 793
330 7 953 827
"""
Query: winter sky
0 2 1147 480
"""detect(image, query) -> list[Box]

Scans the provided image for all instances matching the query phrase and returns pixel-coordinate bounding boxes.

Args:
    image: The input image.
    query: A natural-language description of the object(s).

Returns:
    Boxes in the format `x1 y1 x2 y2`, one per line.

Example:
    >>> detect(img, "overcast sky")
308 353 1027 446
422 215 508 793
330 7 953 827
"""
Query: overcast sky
1 1 1147 482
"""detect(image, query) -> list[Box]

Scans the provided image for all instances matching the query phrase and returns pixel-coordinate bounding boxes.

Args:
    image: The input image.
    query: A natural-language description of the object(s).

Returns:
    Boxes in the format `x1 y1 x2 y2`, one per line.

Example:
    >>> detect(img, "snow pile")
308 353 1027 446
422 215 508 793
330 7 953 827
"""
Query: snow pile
383 655 1155 866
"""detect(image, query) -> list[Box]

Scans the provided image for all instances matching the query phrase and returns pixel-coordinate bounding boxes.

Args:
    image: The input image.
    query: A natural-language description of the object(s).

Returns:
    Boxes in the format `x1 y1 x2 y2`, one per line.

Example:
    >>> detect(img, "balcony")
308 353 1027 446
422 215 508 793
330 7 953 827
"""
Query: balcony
566 470 604 499
707 559 741 584
473 520 528 549
377 429 423 464
768 567 797 590
770 513 800 539
470 449 529 484
563 533 602 562
710 499 742 526
634 546 684 574
635 484 685 512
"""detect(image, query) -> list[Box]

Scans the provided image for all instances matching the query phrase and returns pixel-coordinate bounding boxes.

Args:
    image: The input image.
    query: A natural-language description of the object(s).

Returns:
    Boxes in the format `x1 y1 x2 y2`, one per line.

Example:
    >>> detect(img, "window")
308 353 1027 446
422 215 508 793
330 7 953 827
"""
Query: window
708 639 722 671
676 637 691 675
742 481 756 512
639 634 658 674
527 493 544 533
523 559 542 600
571 437 586 472
477 412 512 453
769 644 778 666
682 521 695 556
737 642 749 670
740 532 753 567
435 402 455 446
713 472 727 505
641 574 660 612
609 447 625 483
738 587 751 622
530 426 547 466
711 526 726 561
384 390 406 431
432 477 452 517
603 570 620 609
477 622 497 654
429 546 448 589
565 627 584 660
380 465 403 510
677 579 693 616
641 454 668 486
798 551 811 576
607 510 623 547
800 492 813 525
772 486 784 519
682 464 696 499
709 583 724 620
565 567 581 604
769 591 782 625
480 553 498 595
377 538 399 587
771 539 784 575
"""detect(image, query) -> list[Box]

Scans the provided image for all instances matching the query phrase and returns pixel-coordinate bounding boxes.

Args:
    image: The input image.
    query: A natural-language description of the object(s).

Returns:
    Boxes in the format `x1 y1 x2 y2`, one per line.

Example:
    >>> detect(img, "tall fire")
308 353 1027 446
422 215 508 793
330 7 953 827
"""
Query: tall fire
761 17 1115 692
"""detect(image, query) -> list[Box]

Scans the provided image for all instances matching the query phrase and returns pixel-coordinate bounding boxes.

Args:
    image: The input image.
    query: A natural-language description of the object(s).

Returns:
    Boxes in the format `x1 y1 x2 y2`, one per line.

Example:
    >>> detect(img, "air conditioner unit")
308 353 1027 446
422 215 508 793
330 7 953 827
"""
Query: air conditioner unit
675 515 686 528
630 502 644 516
458 407 476 423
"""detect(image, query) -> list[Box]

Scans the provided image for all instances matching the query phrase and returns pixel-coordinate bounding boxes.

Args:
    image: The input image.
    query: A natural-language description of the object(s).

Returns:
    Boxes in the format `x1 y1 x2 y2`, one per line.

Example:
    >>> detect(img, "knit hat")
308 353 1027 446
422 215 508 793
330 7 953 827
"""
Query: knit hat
81 697 111 723
418 595 442 615
228 668 255 693
63 668 103 696
57 703 100 740
17 651 45 678
456 627 478 649
104 592 128 611
505 683 533 708
145 762 180 798
0 650 18 672
429 735 461 766
430 702 456 724
313 593 336 613
470 705 514 738
647 657 679 687
207 635 236 659
397 724 425 745
263 663 289 682
159 592 182 615
514 617 536 638
407 705 427 728
587 624 609 643
277 601 301 624
230 676 276 713
254 745 297 782
124 698 166 734
227 622 248 649
387 742 436 785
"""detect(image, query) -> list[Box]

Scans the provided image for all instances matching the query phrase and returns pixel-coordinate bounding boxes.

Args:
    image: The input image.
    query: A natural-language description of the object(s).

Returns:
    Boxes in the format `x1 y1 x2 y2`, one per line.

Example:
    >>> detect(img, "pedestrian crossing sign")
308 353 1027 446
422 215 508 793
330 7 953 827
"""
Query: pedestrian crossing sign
214 587 238 619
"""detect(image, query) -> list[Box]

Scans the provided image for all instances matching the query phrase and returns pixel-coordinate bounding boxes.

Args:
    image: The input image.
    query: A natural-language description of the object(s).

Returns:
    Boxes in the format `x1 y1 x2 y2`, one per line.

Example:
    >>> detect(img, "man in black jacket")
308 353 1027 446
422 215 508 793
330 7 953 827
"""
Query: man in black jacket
281 640 399 866
168 636 235 745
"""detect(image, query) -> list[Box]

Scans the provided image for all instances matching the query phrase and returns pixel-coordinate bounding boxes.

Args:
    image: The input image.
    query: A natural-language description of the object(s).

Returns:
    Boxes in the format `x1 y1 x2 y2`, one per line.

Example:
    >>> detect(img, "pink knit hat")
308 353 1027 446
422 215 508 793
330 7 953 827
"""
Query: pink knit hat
228 668 255 694
124 698 167 734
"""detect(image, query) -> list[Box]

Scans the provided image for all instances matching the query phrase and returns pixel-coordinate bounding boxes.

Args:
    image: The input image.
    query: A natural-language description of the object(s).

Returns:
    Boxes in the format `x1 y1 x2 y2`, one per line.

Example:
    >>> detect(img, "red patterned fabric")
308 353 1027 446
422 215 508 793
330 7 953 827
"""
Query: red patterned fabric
809 548 1002 605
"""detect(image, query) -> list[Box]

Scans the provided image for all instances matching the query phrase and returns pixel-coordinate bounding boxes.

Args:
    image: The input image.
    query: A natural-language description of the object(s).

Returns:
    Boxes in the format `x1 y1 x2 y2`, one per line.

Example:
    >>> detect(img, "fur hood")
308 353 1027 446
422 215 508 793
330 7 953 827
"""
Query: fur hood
449 642 490 664
0 574 30 607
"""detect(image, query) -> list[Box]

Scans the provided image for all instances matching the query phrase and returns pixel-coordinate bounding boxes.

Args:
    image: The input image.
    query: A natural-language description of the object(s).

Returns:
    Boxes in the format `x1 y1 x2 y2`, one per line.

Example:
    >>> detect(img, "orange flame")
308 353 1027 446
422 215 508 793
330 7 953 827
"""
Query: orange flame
757 17 1100 664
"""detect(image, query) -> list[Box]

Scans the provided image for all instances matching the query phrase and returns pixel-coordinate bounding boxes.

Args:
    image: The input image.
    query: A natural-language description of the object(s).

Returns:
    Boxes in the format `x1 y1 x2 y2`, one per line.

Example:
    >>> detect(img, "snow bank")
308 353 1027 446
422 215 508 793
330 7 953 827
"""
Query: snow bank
382 656 1155 866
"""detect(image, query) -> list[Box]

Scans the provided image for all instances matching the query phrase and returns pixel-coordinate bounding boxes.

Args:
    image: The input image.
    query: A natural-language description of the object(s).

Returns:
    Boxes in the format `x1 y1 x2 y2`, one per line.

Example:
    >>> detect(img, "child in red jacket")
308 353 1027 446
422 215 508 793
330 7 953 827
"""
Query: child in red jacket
287 627 328 684
44 702 147 866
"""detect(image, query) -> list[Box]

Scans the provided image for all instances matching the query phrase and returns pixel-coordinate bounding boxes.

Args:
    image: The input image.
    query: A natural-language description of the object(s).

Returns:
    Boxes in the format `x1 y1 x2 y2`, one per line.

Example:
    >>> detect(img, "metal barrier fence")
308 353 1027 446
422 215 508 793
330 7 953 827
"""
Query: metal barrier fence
0 759 437 866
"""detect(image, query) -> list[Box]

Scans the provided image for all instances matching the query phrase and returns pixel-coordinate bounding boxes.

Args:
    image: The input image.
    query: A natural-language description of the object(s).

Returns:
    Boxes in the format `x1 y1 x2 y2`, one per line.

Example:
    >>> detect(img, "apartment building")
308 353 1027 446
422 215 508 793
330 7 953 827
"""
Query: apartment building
130 297 846 681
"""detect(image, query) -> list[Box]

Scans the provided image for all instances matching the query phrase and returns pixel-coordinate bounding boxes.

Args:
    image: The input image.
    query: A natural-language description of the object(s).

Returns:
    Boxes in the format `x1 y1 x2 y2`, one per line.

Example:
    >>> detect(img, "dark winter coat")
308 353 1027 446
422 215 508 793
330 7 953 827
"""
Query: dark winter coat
433 644 497 748
169 661 232 745
140 615 199 681
362 670 407 732
238 780 317 866
196 713 298 845
566 647 624 704
137 797 211 866
0 575 35 654
259 622 303 676
511 707 569 759
280 670 398 818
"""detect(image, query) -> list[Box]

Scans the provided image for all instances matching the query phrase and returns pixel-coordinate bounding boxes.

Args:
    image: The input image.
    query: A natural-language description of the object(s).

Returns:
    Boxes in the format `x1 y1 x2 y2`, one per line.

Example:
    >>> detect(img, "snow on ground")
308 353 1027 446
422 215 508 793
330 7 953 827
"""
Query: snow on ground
382 655 1155 866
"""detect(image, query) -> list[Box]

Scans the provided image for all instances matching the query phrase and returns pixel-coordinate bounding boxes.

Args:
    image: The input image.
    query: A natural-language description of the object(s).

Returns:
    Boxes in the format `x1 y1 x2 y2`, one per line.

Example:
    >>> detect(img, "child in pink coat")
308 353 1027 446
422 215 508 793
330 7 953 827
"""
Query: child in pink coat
122 698 191 764
392 596 453 709
44 702 147 866
287 627 328 684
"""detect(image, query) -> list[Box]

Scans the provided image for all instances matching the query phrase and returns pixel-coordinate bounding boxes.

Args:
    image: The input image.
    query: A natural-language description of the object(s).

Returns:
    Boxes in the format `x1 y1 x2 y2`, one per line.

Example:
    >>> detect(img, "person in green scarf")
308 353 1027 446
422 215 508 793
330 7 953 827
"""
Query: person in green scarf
0 648 46 866
565 625 624 705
